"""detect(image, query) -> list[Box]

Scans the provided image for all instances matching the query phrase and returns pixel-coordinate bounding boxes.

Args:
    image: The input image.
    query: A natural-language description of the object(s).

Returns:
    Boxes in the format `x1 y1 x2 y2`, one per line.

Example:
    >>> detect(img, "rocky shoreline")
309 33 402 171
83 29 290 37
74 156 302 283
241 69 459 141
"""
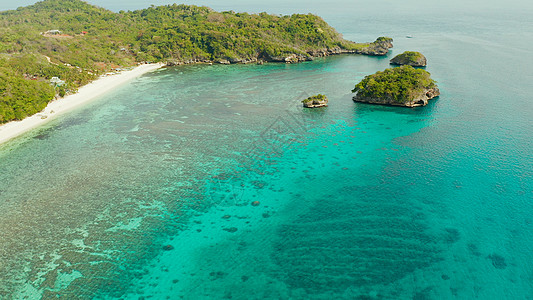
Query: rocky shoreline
351 65 439 108
302 94 329 108
166 38 393 66
353 87 440 107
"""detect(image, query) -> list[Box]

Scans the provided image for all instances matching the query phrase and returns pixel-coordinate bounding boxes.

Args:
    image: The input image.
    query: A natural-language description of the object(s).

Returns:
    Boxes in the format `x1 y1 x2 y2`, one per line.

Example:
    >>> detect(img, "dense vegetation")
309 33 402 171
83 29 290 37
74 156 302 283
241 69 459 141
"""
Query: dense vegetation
302 94 327 104
0 0 390 123
302 94 328 108
0 57 56 122
390 51 426 66
352 66 436 103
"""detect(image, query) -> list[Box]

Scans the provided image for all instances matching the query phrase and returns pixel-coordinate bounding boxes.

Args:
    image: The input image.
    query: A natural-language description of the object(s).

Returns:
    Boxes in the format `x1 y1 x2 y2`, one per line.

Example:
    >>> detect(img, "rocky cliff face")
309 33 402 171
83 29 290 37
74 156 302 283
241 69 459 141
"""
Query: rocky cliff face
265 53 311 63
355 38 394 56
166 38 394 66
353 87 440 107
308 37 394 58
303 99 328 108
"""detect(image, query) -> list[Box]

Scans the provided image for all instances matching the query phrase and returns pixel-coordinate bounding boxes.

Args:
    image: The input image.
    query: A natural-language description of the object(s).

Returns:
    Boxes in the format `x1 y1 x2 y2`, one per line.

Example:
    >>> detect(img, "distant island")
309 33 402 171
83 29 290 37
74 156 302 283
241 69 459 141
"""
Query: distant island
390 51 427 67
302 94 328 108
352 66 439 107
0 0 393 124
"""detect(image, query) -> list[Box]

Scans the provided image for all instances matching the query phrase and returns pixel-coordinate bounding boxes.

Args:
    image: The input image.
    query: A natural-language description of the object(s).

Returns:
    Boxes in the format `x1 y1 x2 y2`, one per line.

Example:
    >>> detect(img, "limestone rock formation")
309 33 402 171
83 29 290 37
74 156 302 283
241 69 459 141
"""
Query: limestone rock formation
390 51 427 67
302 94 329 108
352 65 439 107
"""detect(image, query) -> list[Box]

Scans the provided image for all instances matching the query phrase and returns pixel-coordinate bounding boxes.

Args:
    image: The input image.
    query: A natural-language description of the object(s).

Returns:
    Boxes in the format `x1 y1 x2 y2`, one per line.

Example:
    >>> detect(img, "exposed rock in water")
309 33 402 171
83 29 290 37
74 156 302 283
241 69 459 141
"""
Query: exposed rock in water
166 60 183 66
265 53 312 64
302 94 328 108
352 65 439 107
390 51 427 67
229 57 258 64
215 59 231 65
167 59 212 66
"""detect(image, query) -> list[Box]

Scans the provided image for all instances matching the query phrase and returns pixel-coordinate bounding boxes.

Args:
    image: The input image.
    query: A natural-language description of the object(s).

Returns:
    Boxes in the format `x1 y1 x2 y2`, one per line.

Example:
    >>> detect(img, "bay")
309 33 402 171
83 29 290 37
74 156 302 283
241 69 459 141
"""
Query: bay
0 0 532 299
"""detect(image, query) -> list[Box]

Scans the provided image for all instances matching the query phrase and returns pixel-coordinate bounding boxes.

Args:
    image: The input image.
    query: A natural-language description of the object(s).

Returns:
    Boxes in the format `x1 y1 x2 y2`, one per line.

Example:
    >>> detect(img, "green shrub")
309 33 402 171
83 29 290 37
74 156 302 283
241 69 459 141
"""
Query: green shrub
352 66 436 103
302 94 327 103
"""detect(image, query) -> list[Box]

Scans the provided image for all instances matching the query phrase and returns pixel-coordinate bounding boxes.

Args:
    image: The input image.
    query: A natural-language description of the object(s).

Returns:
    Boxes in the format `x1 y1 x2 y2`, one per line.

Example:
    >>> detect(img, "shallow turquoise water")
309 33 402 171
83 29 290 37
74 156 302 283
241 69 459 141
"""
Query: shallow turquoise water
1 1 532 299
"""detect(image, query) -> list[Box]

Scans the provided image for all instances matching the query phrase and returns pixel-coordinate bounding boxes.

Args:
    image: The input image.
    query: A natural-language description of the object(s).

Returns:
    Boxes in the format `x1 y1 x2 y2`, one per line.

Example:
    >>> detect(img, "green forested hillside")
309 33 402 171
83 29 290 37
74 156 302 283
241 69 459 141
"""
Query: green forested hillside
0 0 392 123
0 58 56 122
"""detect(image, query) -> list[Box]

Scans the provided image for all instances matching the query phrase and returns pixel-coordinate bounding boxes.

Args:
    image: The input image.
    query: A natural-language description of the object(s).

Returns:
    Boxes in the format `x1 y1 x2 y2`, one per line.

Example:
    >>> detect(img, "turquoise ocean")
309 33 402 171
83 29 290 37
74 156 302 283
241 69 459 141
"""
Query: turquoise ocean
0 0 532 299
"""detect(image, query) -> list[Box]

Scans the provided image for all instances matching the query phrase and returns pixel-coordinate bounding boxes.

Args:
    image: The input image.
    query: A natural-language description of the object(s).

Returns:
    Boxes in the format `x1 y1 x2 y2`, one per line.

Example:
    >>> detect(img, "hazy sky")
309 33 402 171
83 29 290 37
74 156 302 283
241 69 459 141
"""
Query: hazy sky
0 0 530 15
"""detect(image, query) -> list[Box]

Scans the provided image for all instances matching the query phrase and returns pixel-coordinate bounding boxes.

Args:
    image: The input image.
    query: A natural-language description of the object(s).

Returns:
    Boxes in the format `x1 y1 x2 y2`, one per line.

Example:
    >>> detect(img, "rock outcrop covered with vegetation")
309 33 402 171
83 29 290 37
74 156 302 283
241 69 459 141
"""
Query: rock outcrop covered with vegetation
306 37 393 58
0 0 392 123
357 37 394 56
352 66 439 107
302 94 328 108
390 51 427 67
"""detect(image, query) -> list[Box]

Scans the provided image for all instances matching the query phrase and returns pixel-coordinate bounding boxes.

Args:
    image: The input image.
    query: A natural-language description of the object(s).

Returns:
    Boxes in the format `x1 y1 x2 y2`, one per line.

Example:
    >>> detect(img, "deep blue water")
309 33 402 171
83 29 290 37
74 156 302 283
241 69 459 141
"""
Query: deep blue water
0 1 532 299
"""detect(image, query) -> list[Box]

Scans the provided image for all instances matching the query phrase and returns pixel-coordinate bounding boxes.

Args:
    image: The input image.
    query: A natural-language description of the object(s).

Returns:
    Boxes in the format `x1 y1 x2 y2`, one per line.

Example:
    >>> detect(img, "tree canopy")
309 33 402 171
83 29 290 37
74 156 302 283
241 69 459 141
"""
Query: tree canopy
352 66 436 103
302 94 327 104
390 51 427 66
0 0 385 123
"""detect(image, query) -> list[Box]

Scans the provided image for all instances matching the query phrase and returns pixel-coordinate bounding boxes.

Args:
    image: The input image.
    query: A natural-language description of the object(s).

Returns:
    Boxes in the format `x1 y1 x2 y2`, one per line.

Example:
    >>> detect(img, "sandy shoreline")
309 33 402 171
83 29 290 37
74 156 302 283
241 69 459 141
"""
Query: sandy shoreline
0 63 163 145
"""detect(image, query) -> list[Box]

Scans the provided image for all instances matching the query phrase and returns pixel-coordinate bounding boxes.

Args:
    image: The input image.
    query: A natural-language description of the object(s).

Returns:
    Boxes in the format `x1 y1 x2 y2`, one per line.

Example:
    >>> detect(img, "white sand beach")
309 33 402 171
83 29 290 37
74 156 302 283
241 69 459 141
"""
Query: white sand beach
0 63 163 145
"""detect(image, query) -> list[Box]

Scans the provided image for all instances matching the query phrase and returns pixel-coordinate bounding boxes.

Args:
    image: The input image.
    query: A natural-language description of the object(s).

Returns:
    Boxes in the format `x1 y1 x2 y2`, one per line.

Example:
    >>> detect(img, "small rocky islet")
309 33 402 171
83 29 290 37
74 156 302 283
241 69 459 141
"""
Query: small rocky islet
390 51 427 67
302 94 329 108
352 65 440 107
299 48 439 108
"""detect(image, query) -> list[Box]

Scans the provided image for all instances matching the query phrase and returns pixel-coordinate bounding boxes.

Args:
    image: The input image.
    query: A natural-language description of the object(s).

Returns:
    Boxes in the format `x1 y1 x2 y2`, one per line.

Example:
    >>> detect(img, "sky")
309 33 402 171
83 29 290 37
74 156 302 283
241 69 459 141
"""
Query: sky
0 0 531 13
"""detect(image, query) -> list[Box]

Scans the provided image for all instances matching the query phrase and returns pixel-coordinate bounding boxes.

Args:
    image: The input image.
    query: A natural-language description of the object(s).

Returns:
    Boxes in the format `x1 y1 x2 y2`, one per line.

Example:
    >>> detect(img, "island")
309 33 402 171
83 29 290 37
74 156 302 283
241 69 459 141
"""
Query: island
352 65 440 107
0 0 393 125
302 94 329 108
390 51 427 67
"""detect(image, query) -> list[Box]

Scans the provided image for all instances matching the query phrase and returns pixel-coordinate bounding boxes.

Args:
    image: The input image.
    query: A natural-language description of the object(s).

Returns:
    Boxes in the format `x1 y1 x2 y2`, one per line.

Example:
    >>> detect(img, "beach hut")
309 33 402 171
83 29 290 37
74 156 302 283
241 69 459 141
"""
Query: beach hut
50 77 65 87
45 30 62 35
